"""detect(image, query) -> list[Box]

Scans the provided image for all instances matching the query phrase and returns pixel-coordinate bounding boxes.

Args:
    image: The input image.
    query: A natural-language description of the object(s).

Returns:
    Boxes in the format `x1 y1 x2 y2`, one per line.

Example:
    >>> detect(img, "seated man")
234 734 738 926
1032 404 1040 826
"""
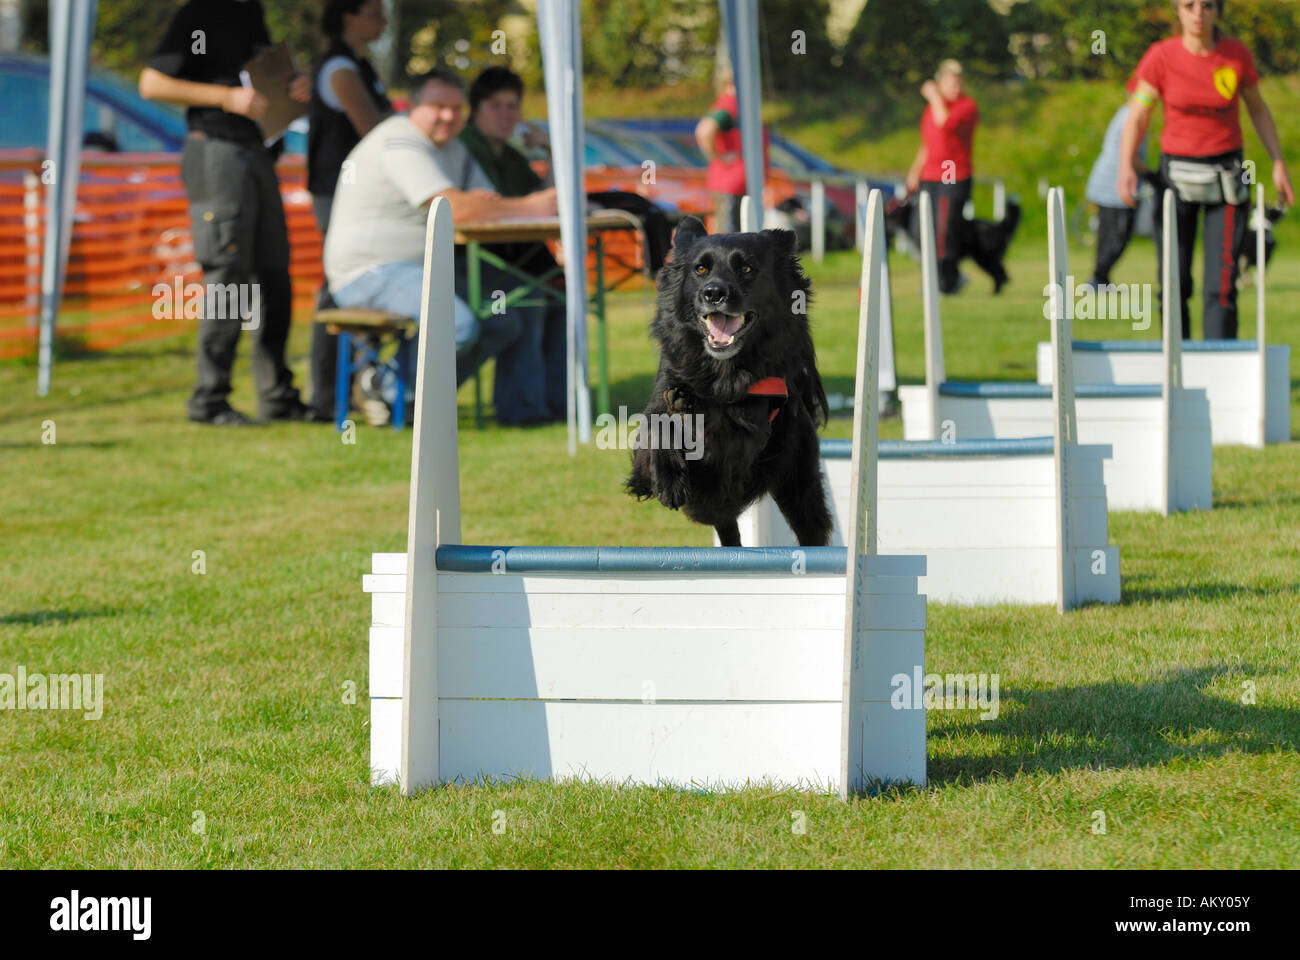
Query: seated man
324 66 558 425
460 66 566 420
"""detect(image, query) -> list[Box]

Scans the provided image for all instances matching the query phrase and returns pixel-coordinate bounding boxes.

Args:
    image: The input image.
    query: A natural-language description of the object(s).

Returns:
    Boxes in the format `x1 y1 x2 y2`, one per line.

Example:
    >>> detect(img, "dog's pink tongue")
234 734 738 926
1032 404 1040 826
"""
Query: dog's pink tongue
707 314 743 339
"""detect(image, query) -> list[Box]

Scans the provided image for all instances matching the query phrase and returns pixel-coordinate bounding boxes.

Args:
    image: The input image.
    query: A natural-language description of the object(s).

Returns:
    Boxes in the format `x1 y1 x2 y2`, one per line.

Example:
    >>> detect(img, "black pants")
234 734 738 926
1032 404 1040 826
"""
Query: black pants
179 134 300 419
1092 205 1135 286
309 193 338 419
920 178 972 294
1154 153 1250 339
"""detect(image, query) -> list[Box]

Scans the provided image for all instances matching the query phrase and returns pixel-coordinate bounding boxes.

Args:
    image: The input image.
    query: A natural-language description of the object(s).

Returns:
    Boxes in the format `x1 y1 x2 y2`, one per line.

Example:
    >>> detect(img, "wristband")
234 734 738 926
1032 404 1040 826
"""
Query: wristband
1133 90 1155 107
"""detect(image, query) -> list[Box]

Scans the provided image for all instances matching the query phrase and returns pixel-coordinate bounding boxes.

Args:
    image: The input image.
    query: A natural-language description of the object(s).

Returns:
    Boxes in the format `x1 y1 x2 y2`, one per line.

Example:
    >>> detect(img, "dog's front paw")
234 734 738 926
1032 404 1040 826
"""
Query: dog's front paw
663 385 695 414
650 449 690 509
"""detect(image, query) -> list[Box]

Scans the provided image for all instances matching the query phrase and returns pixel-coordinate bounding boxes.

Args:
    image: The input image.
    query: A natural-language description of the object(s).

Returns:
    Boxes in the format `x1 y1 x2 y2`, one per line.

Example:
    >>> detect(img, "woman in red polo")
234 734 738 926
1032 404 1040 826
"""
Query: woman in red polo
1118 0 1293 339
906 60 979 294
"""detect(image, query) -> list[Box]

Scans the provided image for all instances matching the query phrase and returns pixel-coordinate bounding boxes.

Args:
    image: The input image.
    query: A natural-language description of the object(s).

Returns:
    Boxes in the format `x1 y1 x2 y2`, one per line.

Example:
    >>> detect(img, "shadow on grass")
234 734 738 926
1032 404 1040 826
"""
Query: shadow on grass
0 608 114 627
928 665 1294 785
1120 577 1300 605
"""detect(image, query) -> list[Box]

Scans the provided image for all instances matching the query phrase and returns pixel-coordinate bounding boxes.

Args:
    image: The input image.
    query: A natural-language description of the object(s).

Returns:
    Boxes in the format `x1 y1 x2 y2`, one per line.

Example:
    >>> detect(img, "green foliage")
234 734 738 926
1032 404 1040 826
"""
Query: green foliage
85 0 324 75
843 0 1012 87
580 0 717 88
1004 0 1300 80
400 0 520 87
760 0 839 94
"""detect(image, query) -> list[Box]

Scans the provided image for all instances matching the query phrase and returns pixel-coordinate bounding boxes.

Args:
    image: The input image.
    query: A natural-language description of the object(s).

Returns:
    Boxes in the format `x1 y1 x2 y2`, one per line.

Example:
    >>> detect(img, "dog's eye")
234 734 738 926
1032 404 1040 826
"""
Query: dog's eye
741 264 753 275
694 264 708 276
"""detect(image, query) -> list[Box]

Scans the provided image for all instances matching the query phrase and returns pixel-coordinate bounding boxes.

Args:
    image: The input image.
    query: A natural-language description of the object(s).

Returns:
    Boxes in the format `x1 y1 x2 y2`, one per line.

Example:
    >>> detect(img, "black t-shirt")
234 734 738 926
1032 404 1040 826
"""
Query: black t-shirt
147 0 271 145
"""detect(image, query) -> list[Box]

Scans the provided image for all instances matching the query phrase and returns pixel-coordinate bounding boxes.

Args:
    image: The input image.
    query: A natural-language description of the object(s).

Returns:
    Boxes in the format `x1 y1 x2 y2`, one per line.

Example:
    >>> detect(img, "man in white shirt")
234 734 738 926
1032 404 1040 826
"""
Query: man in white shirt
324 67 559 425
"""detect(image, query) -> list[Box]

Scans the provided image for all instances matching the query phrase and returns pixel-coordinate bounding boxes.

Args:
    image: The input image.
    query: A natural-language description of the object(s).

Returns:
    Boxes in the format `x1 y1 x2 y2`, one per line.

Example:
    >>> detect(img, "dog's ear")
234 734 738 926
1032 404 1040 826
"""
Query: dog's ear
673 216 708 251
760 228 798 259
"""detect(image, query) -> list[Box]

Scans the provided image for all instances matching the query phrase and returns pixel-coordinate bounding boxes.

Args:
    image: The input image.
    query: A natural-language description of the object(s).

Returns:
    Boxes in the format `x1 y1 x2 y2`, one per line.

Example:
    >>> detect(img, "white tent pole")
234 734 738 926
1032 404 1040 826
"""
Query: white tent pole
37 0 96 396
1255 183 1267 447
538 0 591 451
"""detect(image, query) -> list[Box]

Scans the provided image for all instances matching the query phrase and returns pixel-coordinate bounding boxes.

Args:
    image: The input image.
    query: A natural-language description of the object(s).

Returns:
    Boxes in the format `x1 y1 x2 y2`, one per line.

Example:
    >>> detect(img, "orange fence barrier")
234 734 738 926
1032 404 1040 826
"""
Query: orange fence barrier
0 149 779 361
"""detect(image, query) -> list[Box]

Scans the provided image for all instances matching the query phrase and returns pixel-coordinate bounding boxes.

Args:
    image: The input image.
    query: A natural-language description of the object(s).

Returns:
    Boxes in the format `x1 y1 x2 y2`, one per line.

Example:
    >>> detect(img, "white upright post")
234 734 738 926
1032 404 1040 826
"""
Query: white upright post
1255 183 1267 448
401 198 462 795
918 191 945 440
740 194 757 233
811 178 826 264
839 188 883 801
1048 187 1078 612
993 178 1006 223
1160 189 1182 517
878 251 897 400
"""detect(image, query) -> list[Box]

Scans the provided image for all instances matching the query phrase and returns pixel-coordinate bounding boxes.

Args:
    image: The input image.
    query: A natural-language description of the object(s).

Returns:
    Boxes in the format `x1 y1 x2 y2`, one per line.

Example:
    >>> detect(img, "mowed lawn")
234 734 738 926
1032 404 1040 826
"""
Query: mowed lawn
1 236 1297 868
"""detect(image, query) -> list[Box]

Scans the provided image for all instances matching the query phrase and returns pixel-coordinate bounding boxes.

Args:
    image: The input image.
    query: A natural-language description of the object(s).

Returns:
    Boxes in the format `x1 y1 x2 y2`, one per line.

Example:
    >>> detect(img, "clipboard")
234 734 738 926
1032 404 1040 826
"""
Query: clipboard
239 41 307 146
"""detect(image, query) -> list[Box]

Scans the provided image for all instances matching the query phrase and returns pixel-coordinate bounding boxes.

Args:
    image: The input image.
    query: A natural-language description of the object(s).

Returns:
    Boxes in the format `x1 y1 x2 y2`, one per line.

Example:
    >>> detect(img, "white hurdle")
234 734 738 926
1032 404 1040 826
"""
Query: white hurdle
1034 184 1289 447
738 189 1121 611
898 189 1212 515
365 196 927 798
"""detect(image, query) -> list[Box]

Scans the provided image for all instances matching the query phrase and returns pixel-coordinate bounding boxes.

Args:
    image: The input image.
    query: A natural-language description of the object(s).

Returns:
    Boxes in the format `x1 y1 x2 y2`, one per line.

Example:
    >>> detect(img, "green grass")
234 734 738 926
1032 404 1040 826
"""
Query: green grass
2 234 1298 868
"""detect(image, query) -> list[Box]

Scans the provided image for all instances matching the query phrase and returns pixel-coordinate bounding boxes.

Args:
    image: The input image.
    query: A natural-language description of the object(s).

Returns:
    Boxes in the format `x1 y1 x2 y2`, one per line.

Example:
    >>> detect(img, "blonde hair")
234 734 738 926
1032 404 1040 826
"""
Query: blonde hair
936 59 963 79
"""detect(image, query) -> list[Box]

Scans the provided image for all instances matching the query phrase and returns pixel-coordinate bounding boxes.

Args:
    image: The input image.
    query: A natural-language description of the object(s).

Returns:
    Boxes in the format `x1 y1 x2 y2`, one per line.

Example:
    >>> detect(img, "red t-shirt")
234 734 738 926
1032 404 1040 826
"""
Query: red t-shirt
1136 36 1259 157
704 93 769 195
920 95 978 182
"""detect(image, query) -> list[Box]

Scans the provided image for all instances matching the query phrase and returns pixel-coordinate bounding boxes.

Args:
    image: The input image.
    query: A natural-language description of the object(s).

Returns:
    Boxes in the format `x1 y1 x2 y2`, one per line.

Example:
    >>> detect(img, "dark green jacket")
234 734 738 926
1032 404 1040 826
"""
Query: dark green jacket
459 123 543 198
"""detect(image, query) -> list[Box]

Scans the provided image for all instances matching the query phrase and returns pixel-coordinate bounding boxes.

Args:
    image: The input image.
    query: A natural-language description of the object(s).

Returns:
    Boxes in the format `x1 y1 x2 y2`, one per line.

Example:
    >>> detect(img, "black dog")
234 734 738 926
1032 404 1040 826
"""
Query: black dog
1238 202 1284 282
885 194 1021 293
626 216 832 547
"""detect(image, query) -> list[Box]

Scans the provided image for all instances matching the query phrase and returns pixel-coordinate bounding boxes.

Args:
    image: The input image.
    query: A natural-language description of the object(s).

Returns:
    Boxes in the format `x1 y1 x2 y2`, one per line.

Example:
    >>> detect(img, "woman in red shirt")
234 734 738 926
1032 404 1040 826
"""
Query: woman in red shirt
1119 0 1293 339
906 60 979 294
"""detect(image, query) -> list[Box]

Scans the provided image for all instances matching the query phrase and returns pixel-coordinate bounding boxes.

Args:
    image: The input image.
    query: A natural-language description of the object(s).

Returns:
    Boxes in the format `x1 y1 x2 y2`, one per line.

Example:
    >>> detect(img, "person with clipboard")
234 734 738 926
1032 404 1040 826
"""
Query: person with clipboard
139 0 322 425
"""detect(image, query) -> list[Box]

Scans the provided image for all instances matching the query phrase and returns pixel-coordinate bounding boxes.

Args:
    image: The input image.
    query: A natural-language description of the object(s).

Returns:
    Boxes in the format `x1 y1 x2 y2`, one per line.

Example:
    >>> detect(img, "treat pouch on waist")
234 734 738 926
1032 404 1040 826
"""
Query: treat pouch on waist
1166 158 1247 205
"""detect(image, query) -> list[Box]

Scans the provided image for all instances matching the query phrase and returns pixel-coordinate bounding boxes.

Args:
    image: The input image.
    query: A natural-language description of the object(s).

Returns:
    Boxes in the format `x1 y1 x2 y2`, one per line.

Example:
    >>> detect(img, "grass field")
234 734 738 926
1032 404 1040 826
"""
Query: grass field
2 234 1298 868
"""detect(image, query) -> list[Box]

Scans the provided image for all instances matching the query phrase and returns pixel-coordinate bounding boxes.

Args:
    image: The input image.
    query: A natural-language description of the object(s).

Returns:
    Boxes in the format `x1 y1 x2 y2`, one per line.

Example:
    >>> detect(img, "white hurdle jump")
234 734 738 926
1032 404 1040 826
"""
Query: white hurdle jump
737 189 1121 611
365 195 927 798
898 189 1212 515
1034 184 1289 447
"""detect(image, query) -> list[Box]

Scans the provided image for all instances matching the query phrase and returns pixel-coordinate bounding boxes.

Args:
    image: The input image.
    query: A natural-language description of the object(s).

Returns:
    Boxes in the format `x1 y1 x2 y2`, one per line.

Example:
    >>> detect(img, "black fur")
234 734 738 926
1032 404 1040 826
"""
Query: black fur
625 216 832 547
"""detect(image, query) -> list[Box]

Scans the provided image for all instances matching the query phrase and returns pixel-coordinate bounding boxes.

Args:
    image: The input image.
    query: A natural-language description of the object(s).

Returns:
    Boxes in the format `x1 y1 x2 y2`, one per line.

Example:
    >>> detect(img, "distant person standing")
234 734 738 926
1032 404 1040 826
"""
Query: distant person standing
1085 76 1148 288
305 0 393 422
695 68 768 233
139 0 314 425
1119 0 1294 339
906 60 979 295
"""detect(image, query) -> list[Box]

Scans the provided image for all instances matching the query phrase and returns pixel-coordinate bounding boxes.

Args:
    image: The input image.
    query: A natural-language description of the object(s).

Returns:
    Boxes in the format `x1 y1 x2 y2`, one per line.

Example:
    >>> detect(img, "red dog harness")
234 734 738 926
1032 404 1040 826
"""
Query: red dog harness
747 376 788 422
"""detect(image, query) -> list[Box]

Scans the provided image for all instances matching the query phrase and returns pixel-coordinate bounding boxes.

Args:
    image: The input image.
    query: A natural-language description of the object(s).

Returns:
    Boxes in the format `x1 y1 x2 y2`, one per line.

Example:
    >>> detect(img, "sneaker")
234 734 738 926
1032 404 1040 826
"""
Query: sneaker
190 408 253 426
357 364 393 426
361 397 391 427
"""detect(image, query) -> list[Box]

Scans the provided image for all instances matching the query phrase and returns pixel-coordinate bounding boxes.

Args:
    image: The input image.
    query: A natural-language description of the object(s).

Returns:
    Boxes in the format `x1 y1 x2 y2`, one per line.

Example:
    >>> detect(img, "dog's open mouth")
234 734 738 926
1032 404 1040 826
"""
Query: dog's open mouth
701 312 751 356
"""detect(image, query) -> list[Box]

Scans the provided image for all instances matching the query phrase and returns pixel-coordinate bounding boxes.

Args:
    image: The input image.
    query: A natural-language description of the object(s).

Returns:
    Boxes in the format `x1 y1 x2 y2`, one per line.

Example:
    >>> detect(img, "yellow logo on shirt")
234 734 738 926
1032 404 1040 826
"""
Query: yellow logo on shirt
1213 66 1238 100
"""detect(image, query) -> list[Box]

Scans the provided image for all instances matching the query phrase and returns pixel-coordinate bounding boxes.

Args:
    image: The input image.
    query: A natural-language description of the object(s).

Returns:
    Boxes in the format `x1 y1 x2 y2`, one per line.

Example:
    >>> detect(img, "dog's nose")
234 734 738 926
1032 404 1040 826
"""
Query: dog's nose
700 282 728 306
